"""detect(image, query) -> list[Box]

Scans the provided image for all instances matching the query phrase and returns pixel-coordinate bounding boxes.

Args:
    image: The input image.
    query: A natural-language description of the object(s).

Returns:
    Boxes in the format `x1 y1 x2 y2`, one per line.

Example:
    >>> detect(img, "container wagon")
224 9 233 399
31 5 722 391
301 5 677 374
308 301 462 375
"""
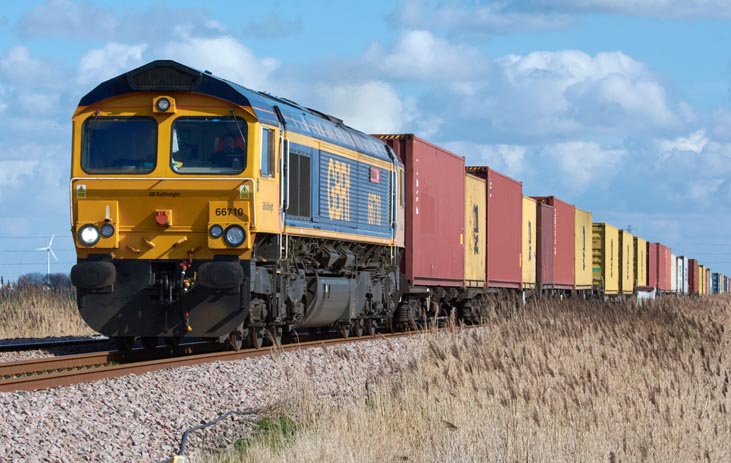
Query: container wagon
689 259 700 295
646 242 658 289
522 196 537 294
574 207 593 292
592 223 620 297
634 237 647 288
466 166 523 290
619 230 634 295
657 244 672 293
532 196 575 292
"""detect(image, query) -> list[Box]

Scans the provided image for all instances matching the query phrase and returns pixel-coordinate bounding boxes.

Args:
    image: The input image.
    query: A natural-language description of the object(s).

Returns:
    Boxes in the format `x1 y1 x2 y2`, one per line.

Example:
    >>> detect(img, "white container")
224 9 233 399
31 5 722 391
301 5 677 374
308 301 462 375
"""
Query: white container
671 254 678 293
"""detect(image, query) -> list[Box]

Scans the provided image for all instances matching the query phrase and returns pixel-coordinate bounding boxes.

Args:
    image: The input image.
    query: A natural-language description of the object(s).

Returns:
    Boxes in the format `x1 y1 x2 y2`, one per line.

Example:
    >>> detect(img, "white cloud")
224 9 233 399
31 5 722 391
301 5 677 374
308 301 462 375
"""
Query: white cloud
363 30 490 81
392 0 571 34
0 46 59 87
540 141 627 192
76 42 147 86
0 160 38 191
15 0 117 39
316 81 412 134
160 36 278 90
391 0 731 35
443 141 529 178
656 130 709 154
436 49 691 140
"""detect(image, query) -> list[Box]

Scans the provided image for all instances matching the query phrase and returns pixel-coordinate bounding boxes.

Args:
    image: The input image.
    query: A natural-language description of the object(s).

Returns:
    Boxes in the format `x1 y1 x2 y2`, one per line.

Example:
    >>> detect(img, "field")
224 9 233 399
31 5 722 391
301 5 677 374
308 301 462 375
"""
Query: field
215 296 731 462
0 286 94 339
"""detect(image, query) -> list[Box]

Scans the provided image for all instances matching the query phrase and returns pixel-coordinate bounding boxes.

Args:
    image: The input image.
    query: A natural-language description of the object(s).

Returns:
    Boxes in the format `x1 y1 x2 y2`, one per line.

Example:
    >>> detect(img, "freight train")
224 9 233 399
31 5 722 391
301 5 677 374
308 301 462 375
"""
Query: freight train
69 60 725 351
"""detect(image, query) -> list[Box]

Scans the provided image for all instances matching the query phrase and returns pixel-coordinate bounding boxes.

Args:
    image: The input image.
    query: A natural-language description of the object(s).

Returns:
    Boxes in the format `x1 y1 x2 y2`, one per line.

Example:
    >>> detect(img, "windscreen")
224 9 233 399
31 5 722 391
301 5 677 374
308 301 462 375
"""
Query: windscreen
81 117 157 173
171 116 248 174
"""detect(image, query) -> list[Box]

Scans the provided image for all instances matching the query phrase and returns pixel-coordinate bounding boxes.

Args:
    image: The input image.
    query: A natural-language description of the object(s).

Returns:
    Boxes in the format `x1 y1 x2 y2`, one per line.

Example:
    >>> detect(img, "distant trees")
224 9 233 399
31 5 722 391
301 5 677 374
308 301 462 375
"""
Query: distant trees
16 273 72 290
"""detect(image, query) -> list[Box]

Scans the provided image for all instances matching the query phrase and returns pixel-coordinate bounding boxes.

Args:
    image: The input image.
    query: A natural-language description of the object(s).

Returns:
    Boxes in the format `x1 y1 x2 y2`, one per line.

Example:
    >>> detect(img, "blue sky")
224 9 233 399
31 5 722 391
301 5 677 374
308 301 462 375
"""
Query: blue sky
1 0 731 280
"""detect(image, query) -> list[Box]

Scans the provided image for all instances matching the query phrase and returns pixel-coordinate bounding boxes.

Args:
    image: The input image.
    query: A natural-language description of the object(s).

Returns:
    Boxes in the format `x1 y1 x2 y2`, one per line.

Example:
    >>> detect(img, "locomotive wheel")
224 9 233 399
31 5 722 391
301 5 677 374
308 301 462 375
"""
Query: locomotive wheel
338 323 351 339
113 336 135 352
141 337 158 350
351 319 363 337
226 331 244 351
248 326 264 349
364 319 376 336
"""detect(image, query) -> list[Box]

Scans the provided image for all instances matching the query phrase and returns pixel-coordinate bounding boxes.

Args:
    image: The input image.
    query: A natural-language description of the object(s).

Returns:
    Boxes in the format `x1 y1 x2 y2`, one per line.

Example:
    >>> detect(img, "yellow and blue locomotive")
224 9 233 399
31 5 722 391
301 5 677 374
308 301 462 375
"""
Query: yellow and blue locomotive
70 60 404 349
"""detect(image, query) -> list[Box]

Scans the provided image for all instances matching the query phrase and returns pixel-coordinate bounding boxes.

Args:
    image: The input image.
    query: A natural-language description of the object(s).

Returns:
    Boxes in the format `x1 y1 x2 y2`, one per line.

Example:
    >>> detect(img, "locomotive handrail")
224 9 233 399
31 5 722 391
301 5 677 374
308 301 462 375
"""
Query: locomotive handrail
69 177 257 228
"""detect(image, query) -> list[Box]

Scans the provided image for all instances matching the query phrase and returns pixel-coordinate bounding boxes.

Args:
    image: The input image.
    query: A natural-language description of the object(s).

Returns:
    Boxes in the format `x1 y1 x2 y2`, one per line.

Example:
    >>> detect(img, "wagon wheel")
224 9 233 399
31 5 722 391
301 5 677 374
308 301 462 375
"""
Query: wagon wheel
351 319 364 337
226 331 244 351
141 336 158 350
338 323 351 339
248 326 264 349
364 319 376 336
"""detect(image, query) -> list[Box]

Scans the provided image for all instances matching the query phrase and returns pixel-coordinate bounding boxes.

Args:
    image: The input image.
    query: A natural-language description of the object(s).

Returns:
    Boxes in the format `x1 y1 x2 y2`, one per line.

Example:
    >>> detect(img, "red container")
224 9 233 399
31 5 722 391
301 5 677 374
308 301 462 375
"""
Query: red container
536 202 555 289
380 134 465 287
657 243 671 292
466 167 522 288
646 242 658 288
532 196 575 289
688 258 699 295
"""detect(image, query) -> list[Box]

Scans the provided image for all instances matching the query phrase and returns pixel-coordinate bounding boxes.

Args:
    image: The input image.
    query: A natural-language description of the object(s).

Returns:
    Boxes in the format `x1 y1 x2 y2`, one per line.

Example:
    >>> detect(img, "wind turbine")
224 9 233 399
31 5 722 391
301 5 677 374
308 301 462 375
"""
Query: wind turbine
35 235 58 280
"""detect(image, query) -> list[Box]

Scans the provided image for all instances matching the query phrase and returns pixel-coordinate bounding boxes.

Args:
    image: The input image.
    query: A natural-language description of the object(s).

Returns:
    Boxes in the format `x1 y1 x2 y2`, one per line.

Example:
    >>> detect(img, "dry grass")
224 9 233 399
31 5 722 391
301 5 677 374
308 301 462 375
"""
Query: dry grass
0 286 95 339
215 296 731 462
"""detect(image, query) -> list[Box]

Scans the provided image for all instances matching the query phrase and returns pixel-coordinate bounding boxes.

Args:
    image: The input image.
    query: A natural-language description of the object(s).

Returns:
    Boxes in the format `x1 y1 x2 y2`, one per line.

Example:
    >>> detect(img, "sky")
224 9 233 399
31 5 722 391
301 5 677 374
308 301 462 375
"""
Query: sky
1 0 731 281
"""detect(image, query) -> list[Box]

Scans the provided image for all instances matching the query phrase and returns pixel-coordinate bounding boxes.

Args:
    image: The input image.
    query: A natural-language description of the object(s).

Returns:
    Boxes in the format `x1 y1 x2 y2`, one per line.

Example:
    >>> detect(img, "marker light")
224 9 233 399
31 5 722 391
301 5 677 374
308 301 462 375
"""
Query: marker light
100 223 115 238
223 225 245 247
209 224 223 239
156 98 171 112
78 224 100 246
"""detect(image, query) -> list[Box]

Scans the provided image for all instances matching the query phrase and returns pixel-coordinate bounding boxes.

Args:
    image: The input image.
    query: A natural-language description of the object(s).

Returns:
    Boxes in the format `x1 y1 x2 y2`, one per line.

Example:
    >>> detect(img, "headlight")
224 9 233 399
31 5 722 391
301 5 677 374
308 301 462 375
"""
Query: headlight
78 224 100 246
223 225 245 247
209 224 223 239
156 97 171 111
100 223 115 238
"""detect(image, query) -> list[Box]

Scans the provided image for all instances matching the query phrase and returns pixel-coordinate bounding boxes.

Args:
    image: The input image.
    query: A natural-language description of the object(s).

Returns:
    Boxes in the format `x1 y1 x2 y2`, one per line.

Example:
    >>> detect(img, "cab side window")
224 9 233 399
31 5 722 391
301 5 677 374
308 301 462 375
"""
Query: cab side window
261 127 275 177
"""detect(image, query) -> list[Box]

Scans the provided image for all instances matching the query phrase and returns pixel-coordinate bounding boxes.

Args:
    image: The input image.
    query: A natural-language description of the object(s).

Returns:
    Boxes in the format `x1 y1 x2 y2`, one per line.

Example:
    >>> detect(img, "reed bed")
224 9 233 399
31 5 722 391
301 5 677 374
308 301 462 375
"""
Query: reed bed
217 296 731 462
0 286 94 339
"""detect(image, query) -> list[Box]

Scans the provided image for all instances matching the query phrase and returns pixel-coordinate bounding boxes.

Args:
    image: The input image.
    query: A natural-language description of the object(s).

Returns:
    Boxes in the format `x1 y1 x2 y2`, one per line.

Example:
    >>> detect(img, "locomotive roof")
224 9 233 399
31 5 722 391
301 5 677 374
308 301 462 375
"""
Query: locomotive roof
78 60 395 163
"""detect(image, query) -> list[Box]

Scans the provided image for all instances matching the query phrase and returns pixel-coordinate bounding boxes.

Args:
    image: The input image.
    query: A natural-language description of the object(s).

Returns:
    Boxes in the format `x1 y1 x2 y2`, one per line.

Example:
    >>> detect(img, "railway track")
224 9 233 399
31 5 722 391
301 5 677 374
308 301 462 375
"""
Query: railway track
0 331 412 393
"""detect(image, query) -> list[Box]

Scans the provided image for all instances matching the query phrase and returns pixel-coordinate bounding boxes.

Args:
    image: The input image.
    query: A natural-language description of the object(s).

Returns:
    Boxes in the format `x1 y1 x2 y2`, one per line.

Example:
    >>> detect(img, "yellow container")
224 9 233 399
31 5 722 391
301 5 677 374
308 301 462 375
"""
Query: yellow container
699 265 705 295
464 174 486 287
619 230 635 295
574 207 593 289
633 237 647 287
522 196 537 289
593 223 619 295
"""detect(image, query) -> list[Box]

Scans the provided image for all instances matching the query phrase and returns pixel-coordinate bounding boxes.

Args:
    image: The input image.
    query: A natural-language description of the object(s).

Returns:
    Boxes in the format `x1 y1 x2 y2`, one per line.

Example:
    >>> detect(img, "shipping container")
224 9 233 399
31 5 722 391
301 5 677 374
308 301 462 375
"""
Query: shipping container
619 230 635 295
689 259 699 295
680 256 689 295
532 196 575 290
593 223 620 295
466 166 523 288
671 253 678 293
574 207 593 290
712 273 720 294
634 237 647 287
657 244 672 292
699 265 705 295
536 202 555 290
464 174 486 287
522 196 537 289
646 242 658 289
706 268 711 295
381 134 465 287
